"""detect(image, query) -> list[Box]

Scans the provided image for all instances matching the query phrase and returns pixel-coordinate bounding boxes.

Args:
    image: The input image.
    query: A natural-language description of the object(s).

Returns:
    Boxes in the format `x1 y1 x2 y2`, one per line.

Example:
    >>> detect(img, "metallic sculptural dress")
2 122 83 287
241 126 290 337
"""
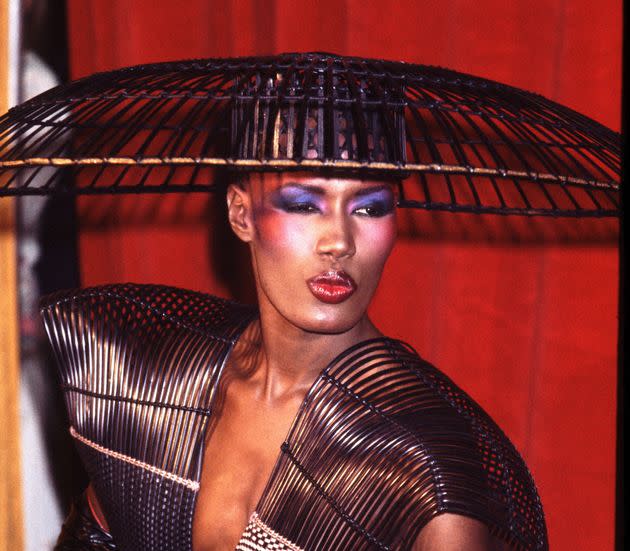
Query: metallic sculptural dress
41 283 548 551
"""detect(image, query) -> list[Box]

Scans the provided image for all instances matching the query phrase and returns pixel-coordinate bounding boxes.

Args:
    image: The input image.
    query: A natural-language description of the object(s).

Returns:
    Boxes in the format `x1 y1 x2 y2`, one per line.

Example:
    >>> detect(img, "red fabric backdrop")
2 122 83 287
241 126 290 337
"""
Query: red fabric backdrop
66 1 621 549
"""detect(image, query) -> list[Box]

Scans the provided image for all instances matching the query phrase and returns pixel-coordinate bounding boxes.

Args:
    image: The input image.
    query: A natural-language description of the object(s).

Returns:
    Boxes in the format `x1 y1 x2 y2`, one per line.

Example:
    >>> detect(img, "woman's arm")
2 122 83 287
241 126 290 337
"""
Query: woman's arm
55 486 117 551
412 514 508 551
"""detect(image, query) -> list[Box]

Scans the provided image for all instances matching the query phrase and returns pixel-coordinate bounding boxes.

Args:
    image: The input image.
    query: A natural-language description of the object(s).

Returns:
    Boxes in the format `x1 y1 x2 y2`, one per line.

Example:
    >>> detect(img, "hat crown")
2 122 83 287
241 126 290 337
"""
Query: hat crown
229 53 406 165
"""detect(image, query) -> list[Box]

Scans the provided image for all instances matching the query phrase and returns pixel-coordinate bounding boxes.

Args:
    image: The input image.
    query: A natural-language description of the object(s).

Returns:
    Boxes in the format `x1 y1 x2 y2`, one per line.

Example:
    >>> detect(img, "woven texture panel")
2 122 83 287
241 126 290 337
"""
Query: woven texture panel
1 52 620 217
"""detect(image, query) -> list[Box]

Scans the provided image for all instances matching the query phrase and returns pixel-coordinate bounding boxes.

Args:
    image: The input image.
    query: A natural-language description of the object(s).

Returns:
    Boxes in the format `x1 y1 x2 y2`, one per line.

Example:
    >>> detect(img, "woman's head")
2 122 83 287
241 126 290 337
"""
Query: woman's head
227 171 398 335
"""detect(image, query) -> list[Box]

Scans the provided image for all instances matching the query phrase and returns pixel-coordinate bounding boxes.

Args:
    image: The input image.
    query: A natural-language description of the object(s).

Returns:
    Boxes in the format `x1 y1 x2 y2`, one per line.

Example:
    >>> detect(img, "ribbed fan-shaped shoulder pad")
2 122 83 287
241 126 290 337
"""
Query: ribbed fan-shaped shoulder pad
40 283 256 479
40 283 255 342
258 338 548 551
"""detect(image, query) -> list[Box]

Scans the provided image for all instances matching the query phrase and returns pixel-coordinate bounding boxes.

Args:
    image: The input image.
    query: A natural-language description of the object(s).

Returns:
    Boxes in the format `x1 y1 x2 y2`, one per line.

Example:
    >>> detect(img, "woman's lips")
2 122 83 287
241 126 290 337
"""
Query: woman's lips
307 270 357 304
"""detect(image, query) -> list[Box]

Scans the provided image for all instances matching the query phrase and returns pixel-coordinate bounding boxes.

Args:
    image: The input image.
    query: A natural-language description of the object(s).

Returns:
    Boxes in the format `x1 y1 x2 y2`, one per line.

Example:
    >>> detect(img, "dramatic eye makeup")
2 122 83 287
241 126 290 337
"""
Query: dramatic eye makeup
269 183 395 216
350 187 395 217
270 185 324 213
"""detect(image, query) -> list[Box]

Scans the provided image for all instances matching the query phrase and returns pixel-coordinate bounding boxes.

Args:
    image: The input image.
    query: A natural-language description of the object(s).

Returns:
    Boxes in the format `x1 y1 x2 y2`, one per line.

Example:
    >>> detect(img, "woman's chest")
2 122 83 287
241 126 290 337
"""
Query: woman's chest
192 384 303 551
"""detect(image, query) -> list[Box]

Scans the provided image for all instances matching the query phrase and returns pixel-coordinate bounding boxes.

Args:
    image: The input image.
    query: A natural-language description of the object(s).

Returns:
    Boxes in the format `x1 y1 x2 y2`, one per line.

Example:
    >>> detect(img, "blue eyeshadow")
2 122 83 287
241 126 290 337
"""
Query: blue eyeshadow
272 187 323 211
351 189 395 214
271 185 394 215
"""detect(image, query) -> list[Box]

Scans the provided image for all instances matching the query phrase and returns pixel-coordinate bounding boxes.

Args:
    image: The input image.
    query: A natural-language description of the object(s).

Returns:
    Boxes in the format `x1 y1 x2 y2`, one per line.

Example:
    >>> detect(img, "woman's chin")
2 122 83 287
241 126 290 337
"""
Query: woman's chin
305 321 357 335
260 288 373 337
293 307 367 336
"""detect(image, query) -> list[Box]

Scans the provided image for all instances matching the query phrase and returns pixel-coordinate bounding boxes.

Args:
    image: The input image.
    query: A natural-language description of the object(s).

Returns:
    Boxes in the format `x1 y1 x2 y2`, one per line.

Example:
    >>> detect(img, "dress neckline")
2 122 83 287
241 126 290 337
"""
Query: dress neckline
191 315 409 551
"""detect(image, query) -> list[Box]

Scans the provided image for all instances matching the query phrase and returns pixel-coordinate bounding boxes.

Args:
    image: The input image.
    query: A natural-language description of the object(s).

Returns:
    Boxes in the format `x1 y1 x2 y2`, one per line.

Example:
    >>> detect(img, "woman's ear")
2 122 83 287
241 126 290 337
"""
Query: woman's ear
227 184 254 242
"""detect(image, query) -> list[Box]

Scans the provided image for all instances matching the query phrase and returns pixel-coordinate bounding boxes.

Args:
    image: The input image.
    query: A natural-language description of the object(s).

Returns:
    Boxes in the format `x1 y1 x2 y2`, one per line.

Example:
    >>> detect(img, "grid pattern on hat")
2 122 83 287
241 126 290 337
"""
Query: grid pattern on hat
0 53 620 216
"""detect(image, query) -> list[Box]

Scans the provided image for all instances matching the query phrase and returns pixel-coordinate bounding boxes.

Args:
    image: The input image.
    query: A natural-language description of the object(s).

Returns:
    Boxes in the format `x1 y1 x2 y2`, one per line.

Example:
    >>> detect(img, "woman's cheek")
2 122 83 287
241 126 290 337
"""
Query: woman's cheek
254 211 313 261
360 218 397 259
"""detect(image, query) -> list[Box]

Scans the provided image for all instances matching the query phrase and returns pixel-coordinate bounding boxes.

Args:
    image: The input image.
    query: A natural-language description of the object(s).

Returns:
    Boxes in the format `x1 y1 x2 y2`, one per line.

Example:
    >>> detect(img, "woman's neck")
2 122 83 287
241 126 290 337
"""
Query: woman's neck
240 301 381 404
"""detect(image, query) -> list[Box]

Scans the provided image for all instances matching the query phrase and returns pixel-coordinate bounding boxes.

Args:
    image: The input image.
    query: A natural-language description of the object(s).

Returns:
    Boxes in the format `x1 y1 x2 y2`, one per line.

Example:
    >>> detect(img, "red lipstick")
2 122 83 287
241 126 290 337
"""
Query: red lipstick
307 270 357 304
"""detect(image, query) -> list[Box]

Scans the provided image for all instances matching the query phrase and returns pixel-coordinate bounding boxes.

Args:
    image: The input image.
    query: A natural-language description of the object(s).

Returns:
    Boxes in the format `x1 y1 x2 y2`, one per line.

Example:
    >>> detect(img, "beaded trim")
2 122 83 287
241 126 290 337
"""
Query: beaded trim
70 426 200 491
235 512 304 551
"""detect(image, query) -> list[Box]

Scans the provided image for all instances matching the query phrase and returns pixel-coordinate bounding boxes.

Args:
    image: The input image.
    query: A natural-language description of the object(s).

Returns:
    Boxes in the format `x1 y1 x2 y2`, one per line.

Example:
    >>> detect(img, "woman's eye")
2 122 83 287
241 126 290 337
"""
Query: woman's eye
284 202 319 213
353 203 392 217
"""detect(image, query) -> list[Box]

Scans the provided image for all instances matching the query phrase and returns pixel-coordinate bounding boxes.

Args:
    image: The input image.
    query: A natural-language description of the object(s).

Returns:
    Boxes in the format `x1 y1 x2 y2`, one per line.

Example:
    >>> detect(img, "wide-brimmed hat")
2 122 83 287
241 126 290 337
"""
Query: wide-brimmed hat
0 52 620 216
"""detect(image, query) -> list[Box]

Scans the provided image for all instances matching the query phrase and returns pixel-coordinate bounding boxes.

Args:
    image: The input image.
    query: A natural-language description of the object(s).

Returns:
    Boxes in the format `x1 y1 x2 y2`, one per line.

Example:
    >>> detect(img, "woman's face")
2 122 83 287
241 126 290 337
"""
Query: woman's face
227 172 398 334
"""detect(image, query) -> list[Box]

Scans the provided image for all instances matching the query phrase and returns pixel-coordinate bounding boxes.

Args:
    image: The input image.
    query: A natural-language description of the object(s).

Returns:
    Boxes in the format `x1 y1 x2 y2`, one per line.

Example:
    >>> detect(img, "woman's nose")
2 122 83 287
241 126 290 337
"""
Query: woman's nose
316 214 356 259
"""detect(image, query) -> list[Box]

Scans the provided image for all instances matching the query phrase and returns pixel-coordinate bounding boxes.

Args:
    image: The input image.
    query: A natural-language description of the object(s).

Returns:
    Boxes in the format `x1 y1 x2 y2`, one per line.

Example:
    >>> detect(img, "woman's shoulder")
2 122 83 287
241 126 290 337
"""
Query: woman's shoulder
40 283 257 398
317 337 547 549
40 282 257 339
328 337 517 446
327 337 537 479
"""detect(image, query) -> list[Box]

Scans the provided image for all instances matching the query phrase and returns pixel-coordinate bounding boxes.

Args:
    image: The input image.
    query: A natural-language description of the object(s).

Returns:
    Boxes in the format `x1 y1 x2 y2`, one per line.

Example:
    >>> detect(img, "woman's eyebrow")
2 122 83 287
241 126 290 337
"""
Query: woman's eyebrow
354 184 392 197
279 183 326 195
277 183 392 198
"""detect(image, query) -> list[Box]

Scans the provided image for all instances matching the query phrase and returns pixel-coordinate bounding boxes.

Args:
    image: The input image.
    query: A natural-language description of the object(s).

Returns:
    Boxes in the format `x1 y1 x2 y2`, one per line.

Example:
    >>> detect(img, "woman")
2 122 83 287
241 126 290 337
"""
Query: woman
42 169 547 550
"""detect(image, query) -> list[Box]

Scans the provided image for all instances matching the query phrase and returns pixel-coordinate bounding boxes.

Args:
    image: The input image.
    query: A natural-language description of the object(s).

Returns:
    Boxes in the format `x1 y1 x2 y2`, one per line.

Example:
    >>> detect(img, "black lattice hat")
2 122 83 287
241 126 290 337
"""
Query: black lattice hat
0 52 620 216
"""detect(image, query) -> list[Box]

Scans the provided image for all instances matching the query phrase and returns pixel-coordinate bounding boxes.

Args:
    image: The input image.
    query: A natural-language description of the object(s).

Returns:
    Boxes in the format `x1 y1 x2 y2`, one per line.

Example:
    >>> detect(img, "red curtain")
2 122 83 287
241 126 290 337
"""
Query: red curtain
66 2 621 549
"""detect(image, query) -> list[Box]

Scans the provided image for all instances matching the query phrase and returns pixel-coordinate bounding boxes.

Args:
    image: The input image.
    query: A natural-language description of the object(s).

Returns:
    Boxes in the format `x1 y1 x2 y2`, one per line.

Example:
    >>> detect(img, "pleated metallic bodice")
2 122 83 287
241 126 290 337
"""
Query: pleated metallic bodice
41 284 548 551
